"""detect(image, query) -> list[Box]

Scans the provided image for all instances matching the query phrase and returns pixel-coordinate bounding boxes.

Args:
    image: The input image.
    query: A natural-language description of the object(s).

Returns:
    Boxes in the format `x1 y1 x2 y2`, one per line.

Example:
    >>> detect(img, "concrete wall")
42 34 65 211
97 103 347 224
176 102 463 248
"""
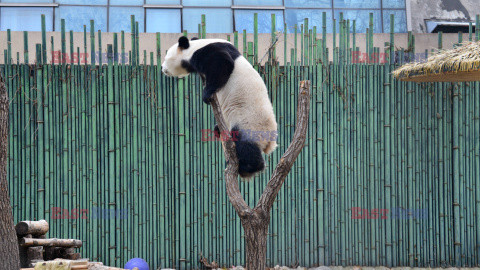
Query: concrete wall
0 31 471 65
408 0 479 33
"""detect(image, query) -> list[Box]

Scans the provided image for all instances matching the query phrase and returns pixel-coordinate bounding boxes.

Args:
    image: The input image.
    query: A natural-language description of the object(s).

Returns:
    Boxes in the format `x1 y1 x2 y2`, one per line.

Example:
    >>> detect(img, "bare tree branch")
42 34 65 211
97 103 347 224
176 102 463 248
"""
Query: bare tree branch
256 80 311 213
209 80 311 269
210 96 253 218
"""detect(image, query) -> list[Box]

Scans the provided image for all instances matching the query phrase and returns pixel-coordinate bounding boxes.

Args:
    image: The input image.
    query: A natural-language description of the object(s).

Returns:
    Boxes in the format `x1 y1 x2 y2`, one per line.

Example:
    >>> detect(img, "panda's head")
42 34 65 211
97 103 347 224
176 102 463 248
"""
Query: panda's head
161 36 195 78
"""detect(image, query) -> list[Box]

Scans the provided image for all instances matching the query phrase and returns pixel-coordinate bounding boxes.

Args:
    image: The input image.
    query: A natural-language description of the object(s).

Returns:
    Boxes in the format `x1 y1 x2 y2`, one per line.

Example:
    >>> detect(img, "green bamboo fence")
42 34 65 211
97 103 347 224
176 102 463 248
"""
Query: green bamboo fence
3 13 480 269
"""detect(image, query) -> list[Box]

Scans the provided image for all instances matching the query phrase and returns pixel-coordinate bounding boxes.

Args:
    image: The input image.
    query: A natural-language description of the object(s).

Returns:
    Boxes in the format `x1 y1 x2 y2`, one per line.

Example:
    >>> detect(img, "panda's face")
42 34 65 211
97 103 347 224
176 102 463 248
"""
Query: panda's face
161 37 191 78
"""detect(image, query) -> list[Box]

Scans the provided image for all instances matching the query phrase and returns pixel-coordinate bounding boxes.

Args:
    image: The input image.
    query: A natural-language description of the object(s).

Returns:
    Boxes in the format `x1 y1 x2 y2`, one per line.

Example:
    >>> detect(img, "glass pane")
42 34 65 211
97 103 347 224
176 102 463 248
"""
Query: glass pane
109 7 144 33
110 0 143 5
234 0 282 6
334 10 381 33
1 7 53 31
183 8 232 33
383 0 405 8
2 0 52 2
182 0 230 6
383 10 407 33
56 0 107 4
235 10 284 33
55 6 107 32
285 0 330 8
286 9 333 33
146 0 181 4
334 0 380 8
146 9 181 33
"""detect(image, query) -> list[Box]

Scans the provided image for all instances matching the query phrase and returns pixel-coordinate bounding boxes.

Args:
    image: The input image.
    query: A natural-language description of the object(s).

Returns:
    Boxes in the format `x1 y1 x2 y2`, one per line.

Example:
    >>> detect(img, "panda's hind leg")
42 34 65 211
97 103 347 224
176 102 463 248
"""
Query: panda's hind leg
232 127 265 178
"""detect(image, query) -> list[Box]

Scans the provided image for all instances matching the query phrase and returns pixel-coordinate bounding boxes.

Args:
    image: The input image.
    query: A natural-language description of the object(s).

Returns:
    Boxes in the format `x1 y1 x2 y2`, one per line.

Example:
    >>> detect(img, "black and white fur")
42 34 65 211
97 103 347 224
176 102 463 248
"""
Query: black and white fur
161 36 277 178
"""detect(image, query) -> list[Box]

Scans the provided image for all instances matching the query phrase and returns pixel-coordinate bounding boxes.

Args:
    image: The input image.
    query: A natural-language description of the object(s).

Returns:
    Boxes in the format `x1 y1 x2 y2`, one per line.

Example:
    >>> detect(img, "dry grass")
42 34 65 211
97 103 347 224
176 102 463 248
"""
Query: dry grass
392 41 480 81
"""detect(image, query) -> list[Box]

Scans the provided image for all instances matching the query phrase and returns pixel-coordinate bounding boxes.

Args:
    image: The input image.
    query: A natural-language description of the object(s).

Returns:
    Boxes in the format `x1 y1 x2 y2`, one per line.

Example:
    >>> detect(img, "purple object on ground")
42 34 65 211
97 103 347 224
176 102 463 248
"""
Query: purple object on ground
124 258 149 270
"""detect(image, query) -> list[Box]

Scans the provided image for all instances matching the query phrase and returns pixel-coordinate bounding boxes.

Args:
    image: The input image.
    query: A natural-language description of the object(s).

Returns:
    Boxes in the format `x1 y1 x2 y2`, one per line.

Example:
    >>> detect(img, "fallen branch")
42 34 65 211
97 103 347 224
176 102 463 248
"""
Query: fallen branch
19 238 82 248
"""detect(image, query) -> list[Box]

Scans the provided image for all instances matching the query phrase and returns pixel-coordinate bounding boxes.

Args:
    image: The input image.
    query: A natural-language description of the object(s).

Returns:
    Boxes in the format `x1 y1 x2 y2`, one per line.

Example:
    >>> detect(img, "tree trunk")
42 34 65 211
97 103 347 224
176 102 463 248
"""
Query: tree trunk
242 212 269 270
0 75 20 269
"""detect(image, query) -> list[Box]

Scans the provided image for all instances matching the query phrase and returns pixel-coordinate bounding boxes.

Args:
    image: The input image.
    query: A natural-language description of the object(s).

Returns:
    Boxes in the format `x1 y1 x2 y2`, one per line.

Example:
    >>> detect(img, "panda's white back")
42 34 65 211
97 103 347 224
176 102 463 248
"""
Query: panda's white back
216 56 278 154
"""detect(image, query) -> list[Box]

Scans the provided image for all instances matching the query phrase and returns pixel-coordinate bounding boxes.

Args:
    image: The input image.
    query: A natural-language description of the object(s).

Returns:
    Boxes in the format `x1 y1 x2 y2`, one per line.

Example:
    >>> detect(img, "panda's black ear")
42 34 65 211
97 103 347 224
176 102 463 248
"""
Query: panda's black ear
191 37 199 41
178 36 190 50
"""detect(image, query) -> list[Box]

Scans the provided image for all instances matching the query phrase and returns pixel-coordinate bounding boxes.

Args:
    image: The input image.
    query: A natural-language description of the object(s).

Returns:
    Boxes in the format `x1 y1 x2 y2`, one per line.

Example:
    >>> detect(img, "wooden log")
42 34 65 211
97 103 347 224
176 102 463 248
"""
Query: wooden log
15 220 49 236
26 246 43 261
18 245 29 268
21 267 87 270
45 247 65 260
64 247 75 254
27 260 44 268
29 262 87 269
63 252 81 260
33 259 88 266
19 238 82 247
19 241 44 267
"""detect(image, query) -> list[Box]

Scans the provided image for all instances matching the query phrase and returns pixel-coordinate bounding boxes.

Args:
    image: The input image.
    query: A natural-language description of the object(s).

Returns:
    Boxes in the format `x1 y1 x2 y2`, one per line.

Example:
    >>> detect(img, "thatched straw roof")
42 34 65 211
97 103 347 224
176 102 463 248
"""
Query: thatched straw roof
393 41 480 82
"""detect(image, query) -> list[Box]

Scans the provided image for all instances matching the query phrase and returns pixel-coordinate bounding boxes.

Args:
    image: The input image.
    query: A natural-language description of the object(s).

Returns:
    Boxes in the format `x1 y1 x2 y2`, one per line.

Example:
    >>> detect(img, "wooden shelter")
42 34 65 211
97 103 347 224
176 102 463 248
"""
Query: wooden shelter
393 41 480 82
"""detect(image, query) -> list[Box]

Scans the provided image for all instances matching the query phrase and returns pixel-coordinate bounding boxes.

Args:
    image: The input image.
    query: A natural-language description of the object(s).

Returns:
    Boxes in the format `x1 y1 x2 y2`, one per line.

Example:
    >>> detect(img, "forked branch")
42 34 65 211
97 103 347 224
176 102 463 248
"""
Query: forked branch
210 96 252 218
209 81 310 269
210 81 311 219
256 80 311 213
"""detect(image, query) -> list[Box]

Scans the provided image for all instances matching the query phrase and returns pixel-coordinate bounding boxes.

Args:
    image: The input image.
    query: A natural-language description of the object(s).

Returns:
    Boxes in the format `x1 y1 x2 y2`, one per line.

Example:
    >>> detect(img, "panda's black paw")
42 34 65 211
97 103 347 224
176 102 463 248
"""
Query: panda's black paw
214 124 220 138
202 95 213 104
202 86 215 104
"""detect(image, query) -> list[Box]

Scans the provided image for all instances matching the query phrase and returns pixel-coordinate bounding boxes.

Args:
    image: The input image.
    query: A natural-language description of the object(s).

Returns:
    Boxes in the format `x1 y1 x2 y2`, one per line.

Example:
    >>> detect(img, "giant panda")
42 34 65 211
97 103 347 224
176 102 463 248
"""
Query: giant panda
161 36 278 178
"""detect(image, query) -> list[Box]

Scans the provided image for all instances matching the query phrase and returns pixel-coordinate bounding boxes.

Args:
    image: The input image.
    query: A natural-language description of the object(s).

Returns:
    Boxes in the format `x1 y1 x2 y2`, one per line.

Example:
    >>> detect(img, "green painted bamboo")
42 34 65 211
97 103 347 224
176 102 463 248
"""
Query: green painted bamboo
476 15 480 41
234 31 239 49
254 13 258 64
41 14 46 64
23 31 29 64
90 20 95 65
271 14 276 64
61 19 66 65
201 14 206 39
3 13 480 270
114 33 118 64
243 29 247 58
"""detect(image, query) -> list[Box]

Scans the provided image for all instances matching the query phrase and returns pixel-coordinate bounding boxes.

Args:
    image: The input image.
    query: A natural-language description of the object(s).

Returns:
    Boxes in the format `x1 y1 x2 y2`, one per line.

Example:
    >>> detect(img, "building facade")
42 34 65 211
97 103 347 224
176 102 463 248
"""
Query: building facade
1 0 408 34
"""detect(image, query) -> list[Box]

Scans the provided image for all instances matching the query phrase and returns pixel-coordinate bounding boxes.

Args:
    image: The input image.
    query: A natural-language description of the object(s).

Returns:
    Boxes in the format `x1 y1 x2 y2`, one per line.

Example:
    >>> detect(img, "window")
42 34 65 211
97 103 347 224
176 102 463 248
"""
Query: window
334 10 382 33
146 9 181 33
334 0 380 8
145 0 181 4
383 10 407 33
55 6 107 32
285 0 331 8
56 0 107 5
182 0 231 7
183 8 233 33
109 7 144 33
234 0 282 6
110 0 143 5
1 7 54 31
2 0 53 2
235 10 284 33
383 0 405 8
286 9 333 33
0 0 407 33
